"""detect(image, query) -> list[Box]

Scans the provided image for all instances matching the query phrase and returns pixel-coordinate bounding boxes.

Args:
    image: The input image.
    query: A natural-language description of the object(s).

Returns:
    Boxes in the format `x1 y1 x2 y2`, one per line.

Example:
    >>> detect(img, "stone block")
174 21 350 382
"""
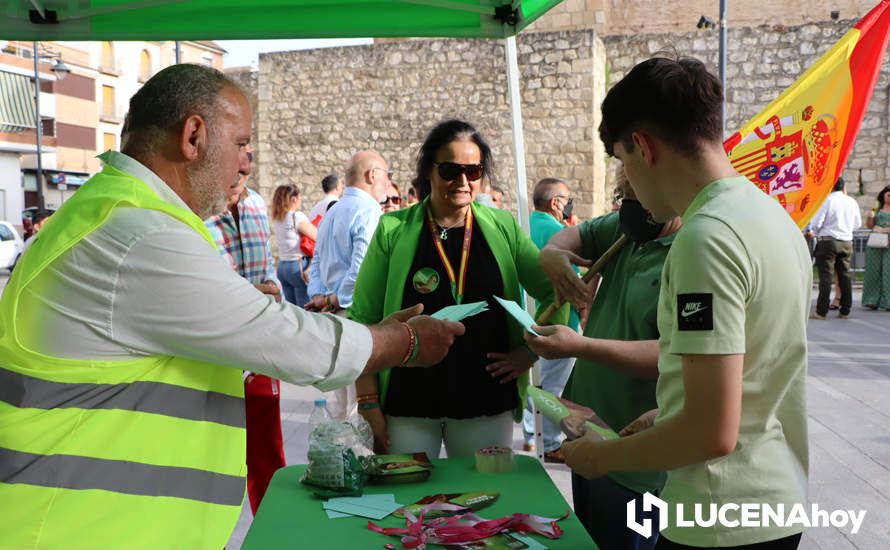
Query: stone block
729 50 748 63
861 169 877 183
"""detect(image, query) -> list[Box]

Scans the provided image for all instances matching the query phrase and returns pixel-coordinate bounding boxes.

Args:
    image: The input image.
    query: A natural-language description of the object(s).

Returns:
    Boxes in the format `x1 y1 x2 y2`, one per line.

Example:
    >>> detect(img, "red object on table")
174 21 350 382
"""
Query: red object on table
245 373 286 515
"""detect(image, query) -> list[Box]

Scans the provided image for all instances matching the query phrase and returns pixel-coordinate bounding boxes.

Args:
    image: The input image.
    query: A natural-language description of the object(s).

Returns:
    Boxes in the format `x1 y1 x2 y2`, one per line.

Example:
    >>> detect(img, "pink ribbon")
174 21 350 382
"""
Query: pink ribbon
368 503 568 549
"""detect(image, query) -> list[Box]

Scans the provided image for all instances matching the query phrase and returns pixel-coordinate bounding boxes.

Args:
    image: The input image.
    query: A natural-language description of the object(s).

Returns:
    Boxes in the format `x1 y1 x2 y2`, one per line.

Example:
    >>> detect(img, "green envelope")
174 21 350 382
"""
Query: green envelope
527 387 619 440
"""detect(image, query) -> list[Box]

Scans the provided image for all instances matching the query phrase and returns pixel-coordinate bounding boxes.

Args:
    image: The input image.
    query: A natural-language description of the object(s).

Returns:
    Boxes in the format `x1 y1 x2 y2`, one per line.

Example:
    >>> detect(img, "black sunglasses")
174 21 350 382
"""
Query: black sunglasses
380 195 401 205
434 162 484 182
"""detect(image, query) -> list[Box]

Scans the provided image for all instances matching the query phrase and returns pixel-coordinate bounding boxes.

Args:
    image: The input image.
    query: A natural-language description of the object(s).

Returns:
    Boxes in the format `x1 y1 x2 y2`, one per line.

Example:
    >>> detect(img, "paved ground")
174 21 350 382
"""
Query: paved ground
1 271 887 549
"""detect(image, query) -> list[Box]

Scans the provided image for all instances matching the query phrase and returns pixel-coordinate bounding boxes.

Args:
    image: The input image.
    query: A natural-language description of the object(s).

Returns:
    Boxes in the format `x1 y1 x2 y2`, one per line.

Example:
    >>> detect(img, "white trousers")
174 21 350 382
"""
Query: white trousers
386 411 514 459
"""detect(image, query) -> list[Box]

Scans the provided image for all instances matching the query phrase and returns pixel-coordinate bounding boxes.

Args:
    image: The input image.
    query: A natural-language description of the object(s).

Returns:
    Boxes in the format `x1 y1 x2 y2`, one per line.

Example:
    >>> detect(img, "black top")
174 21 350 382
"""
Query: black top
384 219 515 419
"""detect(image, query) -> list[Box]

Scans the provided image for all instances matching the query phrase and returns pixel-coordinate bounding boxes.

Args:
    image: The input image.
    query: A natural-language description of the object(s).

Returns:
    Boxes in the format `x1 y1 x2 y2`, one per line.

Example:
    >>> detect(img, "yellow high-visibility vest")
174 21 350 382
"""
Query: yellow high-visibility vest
0 163 246 549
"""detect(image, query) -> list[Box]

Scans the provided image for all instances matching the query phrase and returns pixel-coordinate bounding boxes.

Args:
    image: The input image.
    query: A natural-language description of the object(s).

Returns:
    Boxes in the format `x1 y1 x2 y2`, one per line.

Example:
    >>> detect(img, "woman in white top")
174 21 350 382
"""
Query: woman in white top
270 184 317 307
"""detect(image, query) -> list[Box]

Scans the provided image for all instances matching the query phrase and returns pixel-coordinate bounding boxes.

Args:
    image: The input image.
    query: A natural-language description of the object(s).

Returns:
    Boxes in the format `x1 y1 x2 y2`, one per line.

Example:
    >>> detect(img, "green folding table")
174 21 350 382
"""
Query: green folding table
243 455 596 549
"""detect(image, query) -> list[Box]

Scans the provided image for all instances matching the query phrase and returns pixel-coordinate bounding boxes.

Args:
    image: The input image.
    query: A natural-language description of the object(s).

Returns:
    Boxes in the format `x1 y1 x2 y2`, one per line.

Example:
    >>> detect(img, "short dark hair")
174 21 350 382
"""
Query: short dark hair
832 178 846 193
599 57 723 158
121 64 239 155
321 174 340 194
32 210 53 225
415 119 493 200
532 177 567 211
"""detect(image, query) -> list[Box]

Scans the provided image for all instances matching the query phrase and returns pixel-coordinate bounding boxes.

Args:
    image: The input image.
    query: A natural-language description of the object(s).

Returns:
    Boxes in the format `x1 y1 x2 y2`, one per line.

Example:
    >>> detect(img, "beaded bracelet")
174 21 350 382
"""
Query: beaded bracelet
357 393 379 403
399 322 418 367
409 327 420 363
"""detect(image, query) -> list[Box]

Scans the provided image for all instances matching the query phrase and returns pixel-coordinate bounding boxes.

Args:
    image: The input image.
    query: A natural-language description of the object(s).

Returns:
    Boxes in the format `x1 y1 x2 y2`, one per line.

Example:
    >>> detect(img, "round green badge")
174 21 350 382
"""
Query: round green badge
413 267 440 294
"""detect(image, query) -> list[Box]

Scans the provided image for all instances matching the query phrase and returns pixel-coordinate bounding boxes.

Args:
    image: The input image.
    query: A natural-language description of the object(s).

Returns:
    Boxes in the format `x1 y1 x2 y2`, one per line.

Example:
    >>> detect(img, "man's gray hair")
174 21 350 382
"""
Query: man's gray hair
532 177 568 211
121 63 240 155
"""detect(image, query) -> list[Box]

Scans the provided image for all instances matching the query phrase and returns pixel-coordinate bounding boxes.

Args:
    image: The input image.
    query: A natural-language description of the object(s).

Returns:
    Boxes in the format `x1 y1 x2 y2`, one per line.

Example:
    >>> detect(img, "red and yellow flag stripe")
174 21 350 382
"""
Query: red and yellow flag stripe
723 0 890 227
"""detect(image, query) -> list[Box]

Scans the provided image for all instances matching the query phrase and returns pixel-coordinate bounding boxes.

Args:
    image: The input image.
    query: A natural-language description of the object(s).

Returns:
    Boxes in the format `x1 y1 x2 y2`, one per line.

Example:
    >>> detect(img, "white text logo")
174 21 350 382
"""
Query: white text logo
626 494 867 538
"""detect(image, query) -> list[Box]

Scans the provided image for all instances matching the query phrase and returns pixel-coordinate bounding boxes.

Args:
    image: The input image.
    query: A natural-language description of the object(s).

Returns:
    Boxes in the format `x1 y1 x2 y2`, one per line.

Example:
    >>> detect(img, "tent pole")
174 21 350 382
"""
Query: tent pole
504 34 544 462
504 36 530 233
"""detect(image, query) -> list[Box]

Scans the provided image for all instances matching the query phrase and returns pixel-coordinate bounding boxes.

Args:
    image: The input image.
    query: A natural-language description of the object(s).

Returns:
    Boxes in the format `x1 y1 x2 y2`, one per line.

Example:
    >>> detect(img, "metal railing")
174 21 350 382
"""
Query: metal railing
851 229 871 273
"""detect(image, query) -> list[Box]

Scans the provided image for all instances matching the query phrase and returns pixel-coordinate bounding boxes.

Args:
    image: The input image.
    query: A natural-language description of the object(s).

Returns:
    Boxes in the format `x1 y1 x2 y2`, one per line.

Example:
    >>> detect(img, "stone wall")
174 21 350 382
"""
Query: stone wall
255 29 608 218
529 0 607 35
226 67 260 189
603 18 890 211
530 0 875 37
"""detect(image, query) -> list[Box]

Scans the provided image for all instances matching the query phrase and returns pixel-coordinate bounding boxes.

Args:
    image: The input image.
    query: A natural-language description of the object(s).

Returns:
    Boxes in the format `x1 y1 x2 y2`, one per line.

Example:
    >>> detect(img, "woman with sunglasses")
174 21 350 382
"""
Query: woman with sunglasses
270 184 317 307
349 119 566 458
381 182 403 213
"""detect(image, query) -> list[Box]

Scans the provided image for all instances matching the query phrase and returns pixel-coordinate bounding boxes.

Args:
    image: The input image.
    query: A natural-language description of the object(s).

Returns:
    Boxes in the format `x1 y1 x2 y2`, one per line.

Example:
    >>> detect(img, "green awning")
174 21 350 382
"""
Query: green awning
1 1 564 41
0 71 37 133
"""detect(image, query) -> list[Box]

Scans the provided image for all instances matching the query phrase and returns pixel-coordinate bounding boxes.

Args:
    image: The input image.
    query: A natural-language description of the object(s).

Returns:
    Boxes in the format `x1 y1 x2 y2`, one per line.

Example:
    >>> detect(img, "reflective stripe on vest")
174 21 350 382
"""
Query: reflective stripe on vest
0 369 245 428
0 163 246 550
0 448 244 506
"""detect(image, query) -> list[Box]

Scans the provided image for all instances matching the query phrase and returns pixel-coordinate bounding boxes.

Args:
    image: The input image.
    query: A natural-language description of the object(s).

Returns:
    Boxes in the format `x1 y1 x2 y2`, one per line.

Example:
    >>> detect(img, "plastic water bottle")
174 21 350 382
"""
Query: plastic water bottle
308 398 333 434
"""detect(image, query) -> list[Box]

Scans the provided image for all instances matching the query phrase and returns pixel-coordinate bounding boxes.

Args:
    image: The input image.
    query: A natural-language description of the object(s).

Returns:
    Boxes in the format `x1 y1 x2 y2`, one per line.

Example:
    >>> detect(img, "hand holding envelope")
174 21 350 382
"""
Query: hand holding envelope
430 301 489 322
492 296 541 336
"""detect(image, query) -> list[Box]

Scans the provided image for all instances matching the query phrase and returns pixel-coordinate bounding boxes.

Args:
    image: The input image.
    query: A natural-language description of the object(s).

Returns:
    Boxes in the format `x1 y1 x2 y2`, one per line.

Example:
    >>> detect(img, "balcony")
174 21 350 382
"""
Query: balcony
99 102 122 124
99 60 121 76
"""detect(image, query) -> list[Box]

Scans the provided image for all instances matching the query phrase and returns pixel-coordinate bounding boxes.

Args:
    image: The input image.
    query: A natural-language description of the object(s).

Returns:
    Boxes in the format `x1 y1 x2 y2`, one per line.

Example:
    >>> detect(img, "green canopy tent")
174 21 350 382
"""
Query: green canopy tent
3 1 562 40
3 0 566 239
5 0 567 457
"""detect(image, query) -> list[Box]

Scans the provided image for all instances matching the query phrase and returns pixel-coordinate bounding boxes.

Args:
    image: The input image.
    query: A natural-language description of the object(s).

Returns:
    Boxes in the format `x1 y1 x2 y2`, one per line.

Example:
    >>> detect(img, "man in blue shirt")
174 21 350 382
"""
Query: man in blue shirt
307 150 392 313
523 177 580 461
306 150 392 418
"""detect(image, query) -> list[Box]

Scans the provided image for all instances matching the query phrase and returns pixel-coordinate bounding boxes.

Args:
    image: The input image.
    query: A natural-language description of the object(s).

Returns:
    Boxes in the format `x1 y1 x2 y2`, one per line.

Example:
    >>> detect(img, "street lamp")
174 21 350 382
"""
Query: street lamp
697 1 728 136
32 41 69 211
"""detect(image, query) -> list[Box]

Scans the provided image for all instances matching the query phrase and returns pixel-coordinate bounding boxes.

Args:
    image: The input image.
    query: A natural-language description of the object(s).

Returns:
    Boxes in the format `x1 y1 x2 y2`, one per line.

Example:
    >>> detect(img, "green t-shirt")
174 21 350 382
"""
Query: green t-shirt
655 177 811 546
564 211 673 495
529 211 579 330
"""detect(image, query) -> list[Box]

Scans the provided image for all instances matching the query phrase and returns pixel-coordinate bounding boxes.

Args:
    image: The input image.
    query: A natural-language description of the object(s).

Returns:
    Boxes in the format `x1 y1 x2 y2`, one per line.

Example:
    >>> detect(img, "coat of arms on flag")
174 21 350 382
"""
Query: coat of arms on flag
723 0 890 227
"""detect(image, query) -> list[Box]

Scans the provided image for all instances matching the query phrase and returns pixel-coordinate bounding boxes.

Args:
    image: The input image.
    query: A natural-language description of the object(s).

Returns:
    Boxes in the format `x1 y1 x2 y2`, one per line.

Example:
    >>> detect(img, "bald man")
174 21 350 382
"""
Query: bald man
306 151 393 416
0 65 463 548
307 150 392 314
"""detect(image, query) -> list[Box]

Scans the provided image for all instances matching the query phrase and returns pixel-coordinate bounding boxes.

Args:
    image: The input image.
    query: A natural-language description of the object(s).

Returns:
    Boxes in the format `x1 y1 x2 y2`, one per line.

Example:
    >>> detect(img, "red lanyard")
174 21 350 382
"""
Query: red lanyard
425 206 473 304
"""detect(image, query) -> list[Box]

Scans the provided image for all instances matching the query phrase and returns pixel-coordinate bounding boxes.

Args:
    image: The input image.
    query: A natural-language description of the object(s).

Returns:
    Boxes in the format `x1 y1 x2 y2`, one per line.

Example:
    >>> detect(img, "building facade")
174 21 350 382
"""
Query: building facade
244 1 887 219
0 40 224 229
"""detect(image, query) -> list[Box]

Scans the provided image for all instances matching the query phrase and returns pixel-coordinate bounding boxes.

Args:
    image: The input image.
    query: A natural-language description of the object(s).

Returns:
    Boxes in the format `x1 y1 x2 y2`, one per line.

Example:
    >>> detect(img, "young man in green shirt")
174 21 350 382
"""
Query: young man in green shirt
528 179 680 549
552 57 812 549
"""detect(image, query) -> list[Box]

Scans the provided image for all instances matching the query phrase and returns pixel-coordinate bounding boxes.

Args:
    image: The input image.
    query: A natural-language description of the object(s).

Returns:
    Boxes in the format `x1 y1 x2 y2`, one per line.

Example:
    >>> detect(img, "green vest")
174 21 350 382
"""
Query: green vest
0 164 246 549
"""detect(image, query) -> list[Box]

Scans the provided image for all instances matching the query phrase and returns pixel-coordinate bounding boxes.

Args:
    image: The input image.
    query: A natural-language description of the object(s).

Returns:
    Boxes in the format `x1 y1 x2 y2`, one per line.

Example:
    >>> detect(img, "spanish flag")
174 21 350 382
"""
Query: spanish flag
723 0 890 227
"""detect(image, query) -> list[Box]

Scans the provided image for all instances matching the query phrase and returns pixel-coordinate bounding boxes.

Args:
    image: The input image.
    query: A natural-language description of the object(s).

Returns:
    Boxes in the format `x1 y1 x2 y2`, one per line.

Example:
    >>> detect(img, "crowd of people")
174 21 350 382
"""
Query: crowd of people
2 56 886 550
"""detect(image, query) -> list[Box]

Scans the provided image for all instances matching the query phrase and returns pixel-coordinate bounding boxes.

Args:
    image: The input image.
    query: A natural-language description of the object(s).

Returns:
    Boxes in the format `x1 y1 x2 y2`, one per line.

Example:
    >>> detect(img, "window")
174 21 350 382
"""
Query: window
202 55 213 67
101 85 116 120
103 132 116 152
139 50 152 82
41 118 55 137
101 41 115 71
0 224 13 242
